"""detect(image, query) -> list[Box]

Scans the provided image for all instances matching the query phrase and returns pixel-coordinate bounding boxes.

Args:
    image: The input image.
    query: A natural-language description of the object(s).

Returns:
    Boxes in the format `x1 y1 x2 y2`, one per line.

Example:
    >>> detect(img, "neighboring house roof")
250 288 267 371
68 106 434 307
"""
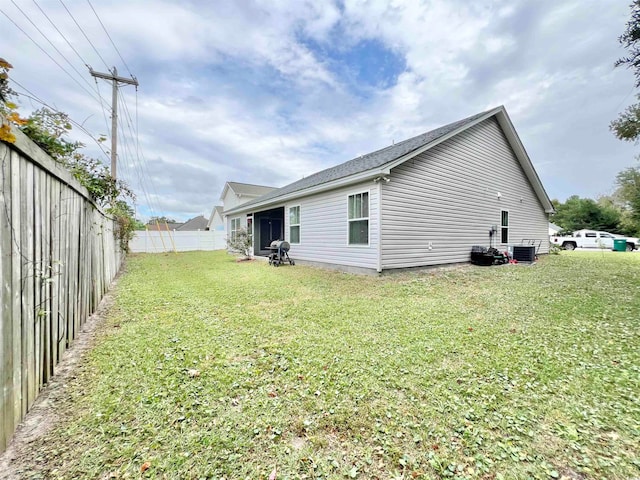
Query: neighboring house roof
207 205 224 229
176 215 209 231
225 106 554 215
549 222 562 232
220 181 276 201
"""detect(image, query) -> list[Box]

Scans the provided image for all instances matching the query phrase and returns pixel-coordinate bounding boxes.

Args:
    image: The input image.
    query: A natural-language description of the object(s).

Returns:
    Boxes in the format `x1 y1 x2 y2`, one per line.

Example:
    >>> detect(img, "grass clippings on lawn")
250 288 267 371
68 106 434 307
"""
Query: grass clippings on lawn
7 251 640 480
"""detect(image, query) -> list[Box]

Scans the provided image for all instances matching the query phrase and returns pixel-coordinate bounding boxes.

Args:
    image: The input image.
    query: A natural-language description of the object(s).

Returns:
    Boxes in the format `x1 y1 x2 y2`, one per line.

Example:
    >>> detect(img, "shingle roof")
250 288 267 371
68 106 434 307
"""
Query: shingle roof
228 108 495 212
227 182 276 197
176 215 209 231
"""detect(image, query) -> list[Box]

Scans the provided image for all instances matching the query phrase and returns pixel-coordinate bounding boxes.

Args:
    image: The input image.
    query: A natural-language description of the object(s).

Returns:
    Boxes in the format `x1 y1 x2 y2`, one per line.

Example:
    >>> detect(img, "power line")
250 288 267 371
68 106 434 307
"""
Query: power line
14 79 151 216
131 88 155 219
86 0 133 77
117 88 160 217
58 0 110 71
0 7 107 106
10 0 101 96
31 0 90 68
93 76 113 140
114 103 134 185
121 91 161 218
123 89 162 210
117 103 156 218
116 90 135 173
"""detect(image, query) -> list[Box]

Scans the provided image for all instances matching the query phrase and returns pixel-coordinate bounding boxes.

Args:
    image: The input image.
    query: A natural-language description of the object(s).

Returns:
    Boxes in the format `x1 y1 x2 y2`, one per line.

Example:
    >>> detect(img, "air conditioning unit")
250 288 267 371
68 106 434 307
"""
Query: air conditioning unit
512 245 536 262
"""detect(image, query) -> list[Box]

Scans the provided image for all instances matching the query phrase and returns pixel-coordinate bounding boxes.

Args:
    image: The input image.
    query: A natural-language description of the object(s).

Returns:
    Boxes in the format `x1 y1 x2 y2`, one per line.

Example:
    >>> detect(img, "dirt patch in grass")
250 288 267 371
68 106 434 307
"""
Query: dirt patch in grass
0 276 120 480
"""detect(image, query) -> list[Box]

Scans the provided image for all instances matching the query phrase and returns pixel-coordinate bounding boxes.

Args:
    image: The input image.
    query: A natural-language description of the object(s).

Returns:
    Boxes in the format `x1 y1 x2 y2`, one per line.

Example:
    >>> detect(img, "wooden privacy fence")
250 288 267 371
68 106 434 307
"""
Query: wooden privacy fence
0 127 123 452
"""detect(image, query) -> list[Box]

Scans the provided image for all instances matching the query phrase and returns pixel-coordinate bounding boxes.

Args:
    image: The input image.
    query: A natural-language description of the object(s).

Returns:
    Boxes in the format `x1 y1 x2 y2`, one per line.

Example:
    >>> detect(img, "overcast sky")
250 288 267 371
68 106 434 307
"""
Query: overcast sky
1 0 638 221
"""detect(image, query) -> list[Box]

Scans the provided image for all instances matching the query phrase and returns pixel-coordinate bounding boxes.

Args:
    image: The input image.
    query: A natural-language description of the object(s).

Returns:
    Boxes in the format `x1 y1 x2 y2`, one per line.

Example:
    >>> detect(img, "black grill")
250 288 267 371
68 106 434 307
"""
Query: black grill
267 240 295 267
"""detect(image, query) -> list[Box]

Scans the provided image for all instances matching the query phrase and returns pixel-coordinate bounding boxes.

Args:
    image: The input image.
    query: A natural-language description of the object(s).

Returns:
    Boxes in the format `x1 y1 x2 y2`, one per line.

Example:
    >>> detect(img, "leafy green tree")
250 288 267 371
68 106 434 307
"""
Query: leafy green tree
20 108 80 161
1 60 136 249
610 5 640 233
611 1 640 141
148 216 178 225
17 108 131 207
0 58 14 103
551 196 621 233
614 167 640 234
106 200 138 252
0 58 26 144
133 219 146 230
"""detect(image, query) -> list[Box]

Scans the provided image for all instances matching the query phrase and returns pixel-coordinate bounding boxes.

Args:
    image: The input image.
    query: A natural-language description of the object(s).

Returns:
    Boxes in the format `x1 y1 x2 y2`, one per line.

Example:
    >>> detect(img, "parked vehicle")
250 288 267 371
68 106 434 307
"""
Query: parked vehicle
550 229 637 251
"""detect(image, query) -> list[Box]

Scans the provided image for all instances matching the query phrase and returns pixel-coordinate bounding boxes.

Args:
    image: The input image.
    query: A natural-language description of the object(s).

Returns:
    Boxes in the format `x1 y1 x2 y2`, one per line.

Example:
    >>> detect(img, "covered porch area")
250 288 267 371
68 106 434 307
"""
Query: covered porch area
252 207 285 256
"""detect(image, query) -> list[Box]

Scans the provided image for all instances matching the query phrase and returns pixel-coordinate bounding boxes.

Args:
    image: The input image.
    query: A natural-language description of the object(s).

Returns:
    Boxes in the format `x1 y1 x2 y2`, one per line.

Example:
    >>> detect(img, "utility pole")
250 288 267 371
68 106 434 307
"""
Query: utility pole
89 66 138 180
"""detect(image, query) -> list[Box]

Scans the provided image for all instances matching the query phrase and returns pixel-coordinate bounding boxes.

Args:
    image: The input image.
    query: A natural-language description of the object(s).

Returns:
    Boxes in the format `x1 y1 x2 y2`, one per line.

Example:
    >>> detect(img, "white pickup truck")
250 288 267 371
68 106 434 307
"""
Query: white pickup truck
550 229 638 251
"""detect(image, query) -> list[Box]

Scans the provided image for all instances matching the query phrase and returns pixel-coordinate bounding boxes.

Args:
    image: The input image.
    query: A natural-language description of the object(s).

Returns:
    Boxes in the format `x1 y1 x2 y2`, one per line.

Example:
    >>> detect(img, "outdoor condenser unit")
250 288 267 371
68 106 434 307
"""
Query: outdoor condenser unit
512 245 536 262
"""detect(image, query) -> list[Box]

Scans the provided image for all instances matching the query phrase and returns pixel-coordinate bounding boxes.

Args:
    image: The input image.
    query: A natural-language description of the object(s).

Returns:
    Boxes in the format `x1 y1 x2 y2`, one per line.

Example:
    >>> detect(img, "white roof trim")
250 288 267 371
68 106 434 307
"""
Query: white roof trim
219 182 231 202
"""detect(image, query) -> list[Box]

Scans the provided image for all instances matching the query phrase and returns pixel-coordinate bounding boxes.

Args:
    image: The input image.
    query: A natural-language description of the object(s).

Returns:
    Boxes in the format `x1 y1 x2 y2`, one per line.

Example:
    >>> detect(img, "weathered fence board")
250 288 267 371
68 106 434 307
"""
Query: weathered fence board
0 126 123 452
10 149 21 430
1 142 12 451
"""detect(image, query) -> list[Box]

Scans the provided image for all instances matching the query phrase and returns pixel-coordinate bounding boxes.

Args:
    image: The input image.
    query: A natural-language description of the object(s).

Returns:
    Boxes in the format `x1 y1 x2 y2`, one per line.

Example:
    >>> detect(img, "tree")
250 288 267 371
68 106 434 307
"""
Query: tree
1 59 137 250
611 1 640 141
551 196 621 232
0 58 26 144
0 58 14 103
133 219 146 230
610 6 640 234
614 167 640 234
20 108 80 161
148 216 178 225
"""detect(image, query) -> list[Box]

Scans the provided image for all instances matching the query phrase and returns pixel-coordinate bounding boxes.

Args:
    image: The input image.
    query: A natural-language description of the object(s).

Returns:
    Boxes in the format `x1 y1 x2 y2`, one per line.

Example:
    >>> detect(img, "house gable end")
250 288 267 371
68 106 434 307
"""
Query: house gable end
382 107 553 214
380 116 550 269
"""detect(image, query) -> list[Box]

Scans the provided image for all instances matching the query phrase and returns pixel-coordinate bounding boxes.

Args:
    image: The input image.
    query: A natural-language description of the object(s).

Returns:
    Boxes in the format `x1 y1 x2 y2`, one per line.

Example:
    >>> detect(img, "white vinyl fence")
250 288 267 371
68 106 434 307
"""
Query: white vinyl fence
130 230 226 253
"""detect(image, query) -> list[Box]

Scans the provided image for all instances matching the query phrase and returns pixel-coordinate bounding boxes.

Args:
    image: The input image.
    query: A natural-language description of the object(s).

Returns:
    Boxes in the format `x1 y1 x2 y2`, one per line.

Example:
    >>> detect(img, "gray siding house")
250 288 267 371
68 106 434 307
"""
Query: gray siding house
224 106 553 273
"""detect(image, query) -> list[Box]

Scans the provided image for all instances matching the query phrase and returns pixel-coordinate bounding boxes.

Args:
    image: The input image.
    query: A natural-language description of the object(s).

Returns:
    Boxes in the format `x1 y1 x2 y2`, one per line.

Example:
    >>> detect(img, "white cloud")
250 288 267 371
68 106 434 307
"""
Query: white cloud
1 0 638 221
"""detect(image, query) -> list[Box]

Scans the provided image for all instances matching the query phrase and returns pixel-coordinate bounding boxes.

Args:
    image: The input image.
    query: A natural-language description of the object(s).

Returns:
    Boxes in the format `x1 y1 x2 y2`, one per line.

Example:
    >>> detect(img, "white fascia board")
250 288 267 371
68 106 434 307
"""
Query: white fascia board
225 170 382 215
206 207 216 228
219 182 231 202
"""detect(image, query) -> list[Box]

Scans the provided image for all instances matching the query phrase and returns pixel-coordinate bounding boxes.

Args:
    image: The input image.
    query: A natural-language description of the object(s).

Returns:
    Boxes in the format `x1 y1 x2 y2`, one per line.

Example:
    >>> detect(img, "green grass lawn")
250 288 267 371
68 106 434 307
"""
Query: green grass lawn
21 251 640 479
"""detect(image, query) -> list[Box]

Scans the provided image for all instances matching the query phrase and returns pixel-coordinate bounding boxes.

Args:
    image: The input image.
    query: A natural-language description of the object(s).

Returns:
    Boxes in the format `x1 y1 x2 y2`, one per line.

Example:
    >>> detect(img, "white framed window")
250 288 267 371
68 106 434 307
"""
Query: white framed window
231 217 241 242
348 192 369 245
289 206 300 244
500 210 509 244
